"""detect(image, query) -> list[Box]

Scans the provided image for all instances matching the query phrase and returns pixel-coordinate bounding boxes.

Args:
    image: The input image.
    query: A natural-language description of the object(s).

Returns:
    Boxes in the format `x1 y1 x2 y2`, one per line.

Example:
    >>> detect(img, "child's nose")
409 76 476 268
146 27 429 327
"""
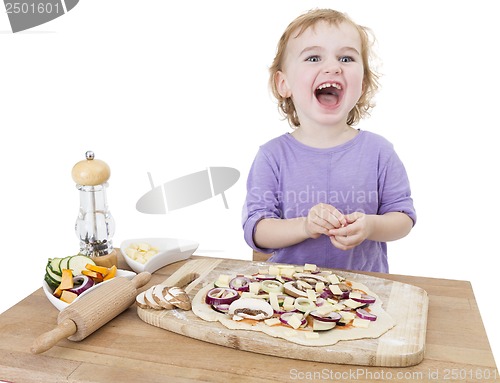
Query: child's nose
324 59 342 75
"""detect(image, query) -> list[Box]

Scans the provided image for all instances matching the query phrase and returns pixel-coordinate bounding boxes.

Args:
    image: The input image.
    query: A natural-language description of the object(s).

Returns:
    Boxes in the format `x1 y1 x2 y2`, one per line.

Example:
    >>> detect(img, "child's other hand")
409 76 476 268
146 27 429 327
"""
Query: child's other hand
328 212 371 250
305 203 347 239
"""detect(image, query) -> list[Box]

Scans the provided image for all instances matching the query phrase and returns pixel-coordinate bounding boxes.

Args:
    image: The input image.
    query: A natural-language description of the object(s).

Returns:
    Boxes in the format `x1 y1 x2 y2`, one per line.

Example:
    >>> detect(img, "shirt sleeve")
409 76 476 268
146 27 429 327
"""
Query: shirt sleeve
242 148 282 253
377 150 417 226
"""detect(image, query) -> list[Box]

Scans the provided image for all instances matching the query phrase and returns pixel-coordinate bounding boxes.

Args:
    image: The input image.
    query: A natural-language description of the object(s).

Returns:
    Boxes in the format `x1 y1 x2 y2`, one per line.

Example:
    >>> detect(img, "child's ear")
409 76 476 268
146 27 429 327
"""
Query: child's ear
275 71 292 98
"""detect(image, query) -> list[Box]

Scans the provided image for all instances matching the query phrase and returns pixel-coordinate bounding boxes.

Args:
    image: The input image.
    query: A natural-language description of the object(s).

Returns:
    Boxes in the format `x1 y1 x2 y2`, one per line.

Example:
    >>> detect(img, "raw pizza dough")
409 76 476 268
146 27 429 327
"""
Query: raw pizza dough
192 279 395 347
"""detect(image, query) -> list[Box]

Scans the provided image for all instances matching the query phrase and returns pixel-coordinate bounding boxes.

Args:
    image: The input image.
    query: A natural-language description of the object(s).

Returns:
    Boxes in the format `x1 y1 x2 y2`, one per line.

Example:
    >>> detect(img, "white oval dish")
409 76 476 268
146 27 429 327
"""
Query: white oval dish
120 237 199 274
42 269 137 311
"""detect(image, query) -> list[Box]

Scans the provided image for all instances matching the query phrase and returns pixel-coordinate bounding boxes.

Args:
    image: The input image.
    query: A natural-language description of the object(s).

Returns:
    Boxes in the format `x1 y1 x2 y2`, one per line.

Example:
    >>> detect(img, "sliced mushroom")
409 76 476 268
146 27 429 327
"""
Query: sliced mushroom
296 279 313 290
283 281 308 298
136 285 191 310
338 282 352 293
293 272 329 284
228 298 273 320
163 286 191 311
144 286 163 310
152 285 175 309
135 291 149 309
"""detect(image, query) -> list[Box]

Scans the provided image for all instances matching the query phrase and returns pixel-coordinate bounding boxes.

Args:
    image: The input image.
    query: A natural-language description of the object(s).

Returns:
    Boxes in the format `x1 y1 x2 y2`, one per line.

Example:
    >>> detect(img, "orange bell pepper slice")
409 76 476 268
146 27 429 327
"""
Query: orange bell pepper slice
103 265 117 281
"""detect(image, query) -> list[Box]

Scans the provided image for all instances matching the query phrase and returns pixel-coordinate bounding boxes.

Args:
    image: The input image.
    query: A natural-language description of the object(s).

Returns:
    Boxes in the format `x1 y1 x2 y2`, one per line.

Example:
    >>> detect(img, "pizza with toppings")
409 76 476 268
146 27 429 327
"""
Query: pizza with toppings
191 263 395 346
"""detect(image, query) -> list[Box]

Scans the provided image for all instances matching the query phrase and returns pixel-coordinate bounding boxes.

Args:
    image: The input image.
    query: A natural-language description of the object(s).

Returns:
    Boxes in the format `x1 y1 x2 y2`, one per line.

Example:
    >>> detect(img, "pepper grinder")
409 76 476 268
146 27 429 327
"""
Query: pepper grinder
72 151 117 267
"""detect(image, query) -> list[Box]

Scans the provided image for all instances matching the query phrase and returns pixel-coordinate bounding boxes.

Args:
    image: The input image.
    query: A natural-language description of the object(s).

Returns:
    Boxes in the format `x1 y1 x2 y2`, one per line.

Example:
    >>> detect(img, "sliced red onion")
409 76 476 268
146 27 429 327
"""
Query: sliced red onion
356 308 377 321
68 275 95 296
205 287 240 306
255 274 277 281
229 276 251 292
319 289 334 300
308 267 321 274
329 284 351 299
279 312 306 327
340 291 350 300
211 303 231 313
310 311 342 323
273 306 298 315
351 294 376 304
315 297 326 307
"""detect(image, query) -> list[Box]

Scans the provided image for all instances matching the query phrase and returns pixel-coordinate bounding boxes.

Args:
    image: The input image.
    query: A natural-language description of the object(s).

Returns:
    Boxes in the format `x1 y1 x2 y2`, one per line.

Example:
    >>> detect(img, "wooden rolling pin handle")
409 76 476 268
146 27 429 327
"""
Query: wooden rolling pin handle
31 318 77 354
132 272 152 289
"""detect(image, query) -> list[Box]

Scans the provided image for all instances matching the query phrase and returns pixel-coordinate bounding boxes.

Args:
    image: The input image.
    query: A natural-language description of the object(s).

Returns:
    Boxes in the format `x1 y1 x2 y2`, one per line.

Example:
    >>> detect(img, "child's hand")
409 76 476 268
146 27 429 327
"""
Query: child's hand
328 212 371 250
305 203 347 239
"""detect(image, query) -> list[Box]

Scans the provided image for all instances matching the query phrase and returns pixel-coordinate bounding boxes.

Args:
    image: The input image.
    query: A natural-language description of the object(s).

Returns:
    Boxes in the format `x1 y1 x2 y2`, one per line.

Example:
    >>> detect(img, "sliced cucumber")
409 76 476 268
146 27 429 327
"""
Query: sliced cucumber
45 263 62 284
67 254 96 276
59 256 73 272
48 257 64 276
44 272 60 291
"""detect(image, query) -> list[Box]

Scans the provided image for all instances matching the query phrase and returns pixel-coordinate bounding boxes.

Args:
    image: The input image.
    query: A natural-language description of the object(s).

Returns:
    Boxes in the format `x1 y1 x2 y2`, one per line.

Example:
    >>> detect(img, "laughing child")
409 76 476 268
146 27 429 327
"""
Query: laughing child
242 9 416 272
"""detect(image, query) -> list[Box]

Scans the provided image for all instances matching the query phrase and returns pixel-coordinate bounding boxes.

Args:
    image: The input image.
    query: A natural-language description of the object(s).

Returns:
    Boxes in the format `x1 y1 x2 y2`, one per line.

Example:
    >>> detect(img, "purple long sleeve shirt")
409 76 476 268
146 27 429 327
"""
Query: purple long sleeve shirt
242 130 416 273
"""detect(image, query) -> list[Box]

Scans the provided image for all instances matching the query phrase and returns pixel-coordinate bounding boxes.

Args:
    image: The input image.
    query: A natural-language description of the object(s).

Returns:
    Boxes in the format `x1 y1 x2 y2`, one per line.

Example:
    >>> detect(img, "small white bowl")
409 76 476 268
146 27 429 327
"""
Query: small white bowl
120 237 199 274
42 269 137 311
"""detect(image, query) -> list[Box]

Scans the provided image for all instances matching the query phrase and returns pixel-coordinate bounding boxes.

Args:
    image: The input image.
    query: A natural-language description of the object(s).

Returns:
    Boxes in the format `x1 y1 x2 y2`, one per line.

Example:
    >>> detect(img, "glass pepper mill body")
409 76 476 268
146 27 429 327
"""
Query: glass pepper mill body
72 151 117 267
75 183 115 256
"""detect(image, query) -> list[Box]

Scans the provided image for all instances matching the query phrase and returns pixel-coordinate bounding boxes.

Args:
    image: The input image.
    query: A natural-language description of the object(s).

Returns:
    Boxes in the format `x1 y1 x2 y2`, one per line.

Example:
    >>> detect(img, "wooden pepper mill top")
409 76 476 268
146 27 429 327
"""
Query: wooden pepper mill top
71 151 110 186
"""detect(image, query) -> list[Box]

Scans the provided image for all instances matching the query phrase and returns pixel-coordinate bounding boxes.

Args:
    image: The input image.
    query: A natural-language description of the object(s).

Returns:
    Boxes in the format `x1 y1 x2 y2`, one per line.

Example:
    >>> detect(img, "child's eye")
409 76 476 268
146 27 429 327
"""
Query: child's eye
339 56 354 63
306 55 321 63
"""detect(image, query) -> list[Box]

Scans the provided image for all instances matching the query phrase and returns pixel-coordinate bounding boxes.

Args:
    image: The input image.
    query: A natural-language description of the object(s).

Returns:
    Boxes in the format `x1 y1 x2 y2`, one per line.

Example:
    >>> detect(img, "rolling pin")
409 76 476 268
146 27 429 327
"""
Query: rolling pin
31 272 151 354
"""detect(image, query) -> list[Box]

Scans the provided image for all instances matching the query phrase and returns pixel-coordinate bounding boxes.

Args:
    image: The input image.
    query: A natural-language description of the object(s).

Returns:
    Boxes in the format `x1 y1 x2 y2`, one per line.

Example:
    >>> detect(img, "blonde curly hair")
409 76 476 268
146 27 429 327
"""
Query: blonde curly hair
269 9 380 127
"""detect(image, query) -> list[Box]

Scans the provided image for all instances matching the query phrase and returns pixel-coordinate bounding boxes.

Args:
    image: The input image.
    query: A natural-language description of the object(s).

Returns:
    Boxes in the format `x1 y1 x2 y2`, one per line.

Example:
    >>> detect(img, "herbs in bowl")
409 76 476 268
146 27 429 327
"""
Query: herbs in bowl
43 254 135 311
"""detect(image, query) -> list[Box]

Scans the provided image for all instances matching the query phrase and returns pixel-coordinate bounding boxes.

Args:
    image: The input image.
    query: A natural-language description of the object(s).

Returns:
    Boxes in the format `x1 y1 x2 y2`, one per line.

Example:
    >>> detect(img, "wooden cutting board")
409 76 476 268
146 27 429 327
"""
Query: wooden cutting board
137 258 428 367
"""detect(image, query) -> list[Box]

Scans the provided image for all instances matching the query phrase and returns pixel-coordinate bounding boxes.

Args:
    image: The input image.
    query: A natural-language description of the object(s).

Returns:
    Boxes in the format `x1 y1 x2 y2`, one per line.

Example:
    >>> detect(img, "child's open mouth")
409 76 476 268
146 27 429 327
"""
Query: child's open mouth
315 82 342 108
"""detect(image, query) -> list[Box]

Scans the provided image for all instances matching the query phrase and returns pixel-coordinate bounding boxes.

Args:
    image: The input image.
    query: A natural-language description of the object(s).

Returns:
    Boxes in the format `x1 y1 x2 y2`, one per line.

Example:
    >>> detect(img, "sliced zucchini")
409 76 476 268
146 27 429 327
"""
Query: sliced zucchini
67 254 96 276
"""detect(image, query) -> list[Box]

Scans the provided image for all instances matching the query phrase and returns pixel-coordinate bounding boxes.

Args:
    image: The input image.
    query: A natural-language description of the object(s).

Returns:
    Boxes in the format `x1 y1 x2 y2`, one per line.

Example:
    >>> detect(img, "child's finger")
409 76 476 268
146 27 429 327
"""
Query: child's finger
319 204 346 228
345 211 363 224
308 213 336 234
330 231 362 250
330 235 352 251
328 224 349 237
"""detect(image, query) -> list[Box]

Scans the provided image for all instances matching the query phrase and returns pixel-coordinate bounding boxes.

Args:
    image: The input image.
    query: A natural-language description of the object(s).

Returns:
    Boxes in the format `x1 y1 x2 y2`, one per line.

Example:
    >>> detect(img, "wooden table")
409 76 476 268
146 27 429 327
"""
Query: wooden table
1 255 498 383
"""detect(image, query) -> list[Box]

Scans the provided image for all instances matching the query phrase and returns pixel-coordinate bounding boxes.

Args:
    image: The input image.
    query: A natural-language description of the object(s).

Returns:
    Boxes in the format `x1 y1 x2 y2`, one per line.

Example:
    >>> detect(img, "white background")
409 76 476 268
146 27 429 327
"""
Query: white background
1 0 498 367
